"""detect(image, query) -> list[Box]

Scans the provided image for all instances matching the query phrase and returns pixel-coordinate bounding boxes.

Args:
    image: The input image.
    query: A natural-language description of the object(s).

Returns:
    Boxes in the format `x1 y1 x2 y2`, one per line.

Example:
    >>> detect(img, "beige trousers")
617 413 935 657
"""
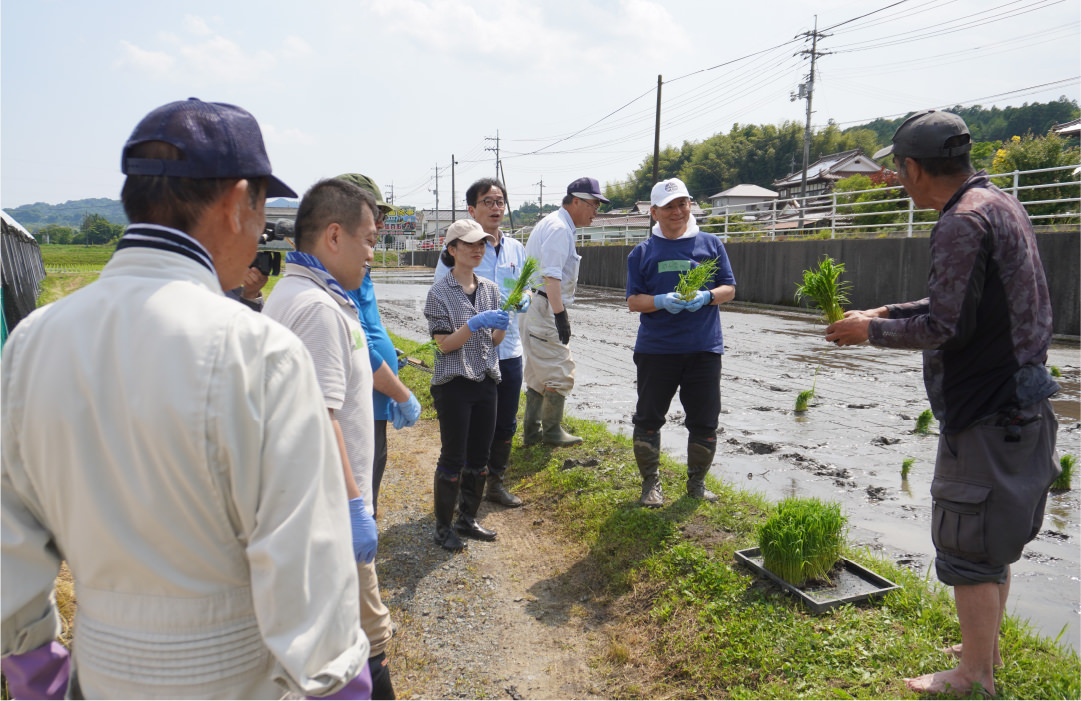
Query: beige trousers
519 294 576 397
357 560 393 657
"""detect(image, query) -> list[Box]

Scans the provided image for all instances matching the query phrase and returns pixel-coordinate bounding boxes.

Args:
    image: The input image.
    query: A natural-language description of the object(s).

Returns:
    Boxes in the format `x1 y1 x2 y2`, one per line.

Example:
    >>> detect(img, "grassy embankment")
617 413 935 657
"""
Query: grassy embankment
26 247 1081 699
394 334 1081 700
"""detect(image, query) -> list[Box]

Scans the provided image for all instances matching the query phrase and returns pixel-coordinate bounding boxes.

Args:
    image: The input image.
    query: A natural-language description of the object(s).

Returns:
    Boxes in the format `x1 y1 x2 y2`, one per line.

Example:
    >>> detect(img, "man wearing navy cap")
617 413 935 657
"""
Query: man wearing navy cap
1 99 373 699
827 110 1060 697
519 176 607 446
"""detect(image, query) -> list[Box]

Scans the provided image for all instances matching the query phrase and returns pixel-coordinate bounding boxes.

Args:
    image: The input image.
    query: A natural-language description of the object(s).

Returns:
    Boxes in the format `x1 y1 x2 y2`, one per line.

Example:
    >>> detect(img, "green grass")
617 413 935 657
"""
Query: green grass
1053 454 1075 492
901 457 914 480
385 338 1080 699
913 408 934 435
40 244 115 270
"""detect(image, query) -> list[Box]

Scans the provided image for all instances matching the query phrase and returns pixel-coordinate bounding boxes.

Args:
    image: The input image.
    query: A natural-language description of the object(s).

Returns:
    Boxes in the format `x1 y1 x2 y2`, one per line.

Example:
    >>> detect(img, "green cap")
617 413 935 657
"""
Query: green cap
335 172 394 213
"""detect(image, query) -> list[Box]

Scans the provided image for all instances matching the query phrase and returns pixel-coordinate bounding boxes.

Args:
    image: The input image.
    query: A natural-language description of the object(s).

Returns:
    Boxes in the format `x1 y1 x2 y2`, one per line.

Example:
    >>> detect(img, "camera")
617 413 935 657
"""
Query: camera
250 219 294 277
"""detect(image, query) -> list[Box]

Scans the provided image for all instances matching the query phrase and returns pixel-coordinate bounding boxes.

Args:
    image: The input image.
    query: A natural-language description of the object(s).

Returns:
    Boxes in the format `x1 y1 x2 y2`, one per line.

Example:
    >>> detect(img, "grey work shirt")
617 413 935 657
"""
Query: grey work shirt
868 170 1058 432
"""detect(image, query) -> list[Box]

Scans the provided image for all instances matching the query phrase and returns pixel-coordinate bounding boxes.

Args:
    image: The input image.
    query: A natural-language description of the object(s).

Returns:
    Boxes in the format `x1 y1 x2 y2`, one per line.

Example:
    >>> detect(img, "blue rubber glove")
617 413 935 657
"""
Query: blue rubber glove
684 290 712 312
653 292 687 314
349 497 378 563
467 309 510 332
515 293 531 313
390 392 421 429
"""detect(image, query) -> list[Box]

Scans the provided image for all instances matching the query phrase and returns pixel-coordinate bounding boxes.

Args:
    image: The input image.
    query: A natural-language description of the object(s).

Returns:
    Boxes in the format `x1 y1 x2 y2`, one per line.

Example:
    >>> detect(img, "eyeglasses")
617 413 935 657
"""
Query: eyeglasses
479 197 506 209
578 197 600 212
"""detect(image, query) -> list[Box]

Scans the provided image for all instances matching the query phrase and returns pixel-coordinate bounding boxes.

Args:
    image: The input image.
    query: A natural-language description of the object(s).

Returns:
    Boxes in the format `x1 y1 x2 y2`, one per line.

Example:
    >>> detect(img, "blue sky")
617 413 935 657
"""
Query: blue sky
2 0 1078 212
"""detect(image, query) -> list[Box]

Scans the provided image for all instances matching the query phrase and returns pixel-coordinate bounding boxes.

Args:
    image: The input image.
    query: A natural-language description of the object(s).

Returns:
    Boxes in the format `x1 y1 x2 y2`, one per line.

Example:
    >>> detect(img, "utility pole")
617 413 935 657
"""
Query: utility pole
534 177 544 220
431 163 439 244
791 16 829 232
485 130 501 179
385 182 395 207
651 75 663 231
451 154 458 223
498 160 514 232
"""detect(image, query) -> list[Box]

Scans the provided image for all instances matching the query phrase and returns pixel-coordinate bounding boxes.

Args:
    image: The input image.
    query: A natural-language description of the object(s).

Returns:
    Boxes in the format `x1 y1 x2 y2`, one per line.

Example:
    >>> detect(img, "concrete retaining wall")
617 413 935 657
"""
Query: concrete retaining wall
412 232 1079 336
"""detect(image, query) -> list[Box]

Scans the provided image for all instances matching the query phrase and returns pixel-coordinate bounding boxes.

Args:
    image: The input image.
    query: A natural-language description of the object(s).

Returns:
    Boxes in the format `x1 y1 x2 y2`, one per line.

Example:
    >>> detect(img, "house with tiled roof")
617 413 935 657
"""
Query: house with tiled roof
771 149 883 200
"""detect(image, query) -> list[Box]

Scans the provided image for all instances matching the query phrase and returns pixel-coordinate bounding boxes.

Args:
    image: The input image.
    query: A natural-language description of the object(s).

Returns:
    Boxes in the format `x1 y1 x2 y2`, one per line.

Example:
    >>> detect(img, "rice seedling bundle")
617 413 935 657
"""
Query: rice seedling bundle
794 365 820 412
502 256 541 311
675 259 719 301
901 457 914 479
757 497 847 588
913 409 934 434
794 256 851 324
1052 454 1075 492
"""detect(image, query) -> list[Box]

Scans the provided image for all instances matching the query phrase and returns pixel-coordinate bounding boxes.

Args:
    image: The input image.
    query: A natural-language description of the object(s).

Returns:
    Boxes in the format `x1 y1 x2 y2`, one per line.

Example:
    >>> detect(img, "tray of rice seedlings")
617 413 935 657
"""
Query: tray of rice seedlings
1052 454 1075 492
794 256 851 324
675 258 719 301
501 256 541 312
736 497 900 613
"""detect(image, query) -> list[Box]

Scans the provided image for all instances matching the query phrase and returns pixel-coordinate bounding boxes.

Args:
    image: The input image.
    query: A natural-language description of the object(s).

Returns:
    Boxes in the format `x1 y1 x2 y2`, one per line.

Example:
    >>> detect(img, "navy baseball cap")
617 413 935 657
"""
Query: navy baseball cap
121 98 297 198
566 176 610 204
873 109 972 161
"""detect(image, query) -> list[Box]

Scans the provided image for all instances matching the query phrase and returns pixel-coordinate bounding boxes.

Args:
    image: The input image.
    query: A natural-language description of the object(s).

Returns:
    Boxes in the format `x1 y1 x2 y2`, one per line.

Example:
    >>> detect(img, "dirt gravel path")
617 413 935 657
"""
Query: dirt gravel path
376 420 612 700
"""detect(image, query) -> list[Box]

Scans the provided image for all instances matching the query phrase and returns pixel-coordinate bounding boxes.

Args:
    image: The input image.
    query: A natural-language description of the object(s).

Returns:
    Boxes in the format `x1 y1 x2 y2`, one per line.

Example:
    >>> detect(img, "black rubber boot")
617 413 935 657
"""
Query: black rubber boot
633 429 663 508
522 388 544 446
368 652 395 700
541 390 583 446
687 435 719 502
433 471 466 551
455 467 497 541
485 437 523 507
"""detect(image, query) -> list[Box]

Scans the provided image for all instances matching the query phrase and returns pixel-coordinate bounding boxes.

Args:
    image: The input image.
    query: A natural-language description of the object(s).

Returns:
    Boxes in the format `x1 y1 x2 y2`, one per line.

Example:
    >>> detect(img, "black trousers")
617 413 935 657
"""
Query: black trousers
632 352 722 439
431 375 498 475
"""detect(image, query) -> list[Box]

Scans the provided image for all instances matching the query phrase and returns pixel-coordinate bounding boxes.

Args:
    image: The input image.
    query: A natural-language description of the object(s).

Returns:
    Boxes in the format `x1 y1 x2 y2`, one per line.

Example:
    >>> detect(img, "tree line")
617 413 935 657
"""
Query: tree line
603 98 1079 209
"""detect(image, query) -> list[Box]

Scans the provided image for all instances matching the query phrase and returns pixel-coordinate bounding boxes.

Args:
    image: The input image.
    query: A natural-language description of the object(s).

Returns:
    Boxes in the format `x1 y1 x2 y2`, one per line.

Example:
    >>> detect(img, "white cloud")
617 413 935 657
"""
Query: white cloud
282 36 313 60
183 15 214 37
261 124 317 147
115 41 175 76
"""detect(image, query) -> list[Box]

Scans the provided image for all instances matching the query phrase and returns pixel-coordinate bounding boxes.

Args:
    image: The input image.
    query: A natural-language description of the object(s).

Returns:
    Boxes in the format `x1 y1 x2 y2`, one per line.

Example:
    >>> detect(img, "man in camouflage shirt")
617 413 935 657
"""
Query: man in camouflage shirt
826 110 1060 697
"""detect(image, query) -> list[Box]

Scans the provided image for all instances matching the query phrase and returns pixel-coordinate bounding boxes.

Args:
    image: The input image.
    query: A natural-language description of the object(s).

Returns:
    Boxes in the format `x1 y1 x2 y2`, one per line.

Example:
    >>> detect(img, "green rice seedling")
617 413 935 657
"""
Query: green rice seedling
1052 454 1075 492
501 256 541 311
675 259 719 301
901 457 914 479
757 497 847 588
1050 365 1061 377
913 409 934 434
793 256 852 324
794 365 820 412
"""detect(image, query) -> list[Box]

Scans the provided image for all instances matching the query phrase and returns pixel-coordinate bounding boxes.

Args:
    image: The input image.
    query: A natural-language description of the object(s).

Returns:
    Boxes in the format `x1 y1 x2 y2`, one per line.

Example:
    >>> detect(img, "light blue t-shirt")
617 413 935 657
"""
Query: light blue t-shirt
434 233 526 360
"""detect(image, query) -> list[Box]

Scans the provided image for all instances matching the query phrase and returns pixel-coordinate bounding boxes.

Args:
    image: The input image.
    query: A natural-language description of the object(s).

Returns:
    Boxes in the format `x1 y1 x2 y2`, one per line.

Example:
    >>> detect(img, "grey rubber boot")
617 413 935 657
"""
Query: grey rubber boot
541 391 583 447
686 436 719 502
454 467 497 541
433 472 466 551
522 388 544 446
633 429 664 508
485 437 523 507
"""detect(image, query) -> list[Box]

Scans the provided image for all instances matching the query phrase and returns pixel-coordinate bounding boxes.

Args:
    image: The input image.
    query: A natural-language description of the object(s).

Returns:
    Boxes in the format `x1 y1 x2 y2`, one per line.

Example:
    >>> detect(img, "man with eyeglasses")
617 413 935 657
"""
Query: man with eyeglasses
626 178 735 508
434 178 528 507
519 177 607 447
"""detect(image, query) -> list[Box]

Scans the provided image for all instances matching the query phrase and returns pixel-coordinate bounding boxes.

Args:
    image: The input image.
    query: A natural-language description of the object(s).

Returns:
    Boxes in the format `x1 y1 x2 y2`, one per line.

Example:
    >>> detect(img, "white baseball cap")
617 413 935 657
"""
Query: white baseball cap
650 178 691 207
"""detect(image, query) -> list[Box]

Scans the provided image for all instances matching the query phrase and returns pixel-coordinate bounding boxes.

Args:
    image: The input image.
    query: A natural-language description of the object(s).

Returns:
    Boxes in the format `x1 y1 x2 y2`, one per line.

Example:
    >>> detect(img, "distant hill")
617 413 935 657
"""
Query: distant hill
268 198 298 208
4 198 128 233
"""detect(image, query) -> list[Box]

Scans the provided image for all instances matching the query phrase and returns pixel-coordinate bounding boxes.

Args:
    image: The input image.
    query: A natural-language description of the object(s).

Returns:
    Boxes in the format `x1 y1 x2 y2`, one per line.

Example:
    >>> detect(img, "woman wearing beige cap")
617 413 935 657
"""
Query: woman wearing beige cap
423 219 510 550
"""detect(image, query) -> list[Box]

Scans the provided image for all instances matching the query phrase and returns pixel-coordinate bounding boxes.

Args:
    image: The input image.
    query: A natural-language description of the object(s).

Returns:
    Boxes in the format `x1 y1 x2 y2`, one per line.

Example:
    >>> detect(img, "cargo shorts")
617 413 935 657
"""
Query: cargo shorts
931 400 1059 587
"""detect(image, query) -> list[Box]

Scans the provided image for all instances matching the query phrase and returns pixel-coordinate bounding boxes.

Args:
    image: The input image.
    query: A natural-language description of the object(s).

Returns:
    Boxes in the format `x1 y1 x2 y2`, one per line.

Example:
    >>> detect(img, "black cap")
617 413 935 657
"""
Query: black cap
121 98 297 198
566 176 610 204
873 109 972 161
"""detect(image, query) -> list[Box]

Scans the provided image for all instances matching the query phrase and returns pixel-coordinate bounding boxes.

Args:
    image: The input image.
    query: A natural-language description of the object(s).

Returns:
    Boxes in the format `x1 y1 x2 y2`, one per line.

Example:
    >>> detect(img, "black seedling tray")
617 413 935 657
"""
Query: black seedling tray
735 547 901 613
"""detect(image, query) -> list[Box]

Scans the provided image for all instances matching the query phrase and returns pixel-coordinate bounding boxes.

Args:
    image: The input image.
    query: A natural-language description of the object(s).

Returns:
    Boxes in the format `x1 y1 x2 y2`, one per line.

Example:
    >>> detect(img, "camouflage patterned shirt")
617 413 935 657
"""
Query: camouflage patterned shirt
867 170 1058 432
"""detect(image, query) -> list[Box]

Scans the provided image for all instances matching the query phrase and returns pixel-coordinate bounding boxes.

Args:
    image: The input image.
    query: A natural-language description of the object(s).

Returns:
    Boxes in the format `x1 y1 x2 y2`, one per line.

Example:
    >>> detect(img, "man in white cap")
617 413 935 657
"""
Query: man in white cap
626 177 735 508
827 109 1059 697
519 176 607 447
1 99 372 698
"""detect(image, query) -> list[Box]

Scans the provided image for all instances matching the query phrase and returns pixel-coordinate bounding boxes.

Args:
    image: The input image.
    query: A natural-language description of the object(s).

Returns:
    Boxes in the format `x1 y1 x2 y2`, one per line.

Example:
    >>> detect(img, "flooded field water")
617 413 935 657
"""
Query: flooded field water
373 268 1081 653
